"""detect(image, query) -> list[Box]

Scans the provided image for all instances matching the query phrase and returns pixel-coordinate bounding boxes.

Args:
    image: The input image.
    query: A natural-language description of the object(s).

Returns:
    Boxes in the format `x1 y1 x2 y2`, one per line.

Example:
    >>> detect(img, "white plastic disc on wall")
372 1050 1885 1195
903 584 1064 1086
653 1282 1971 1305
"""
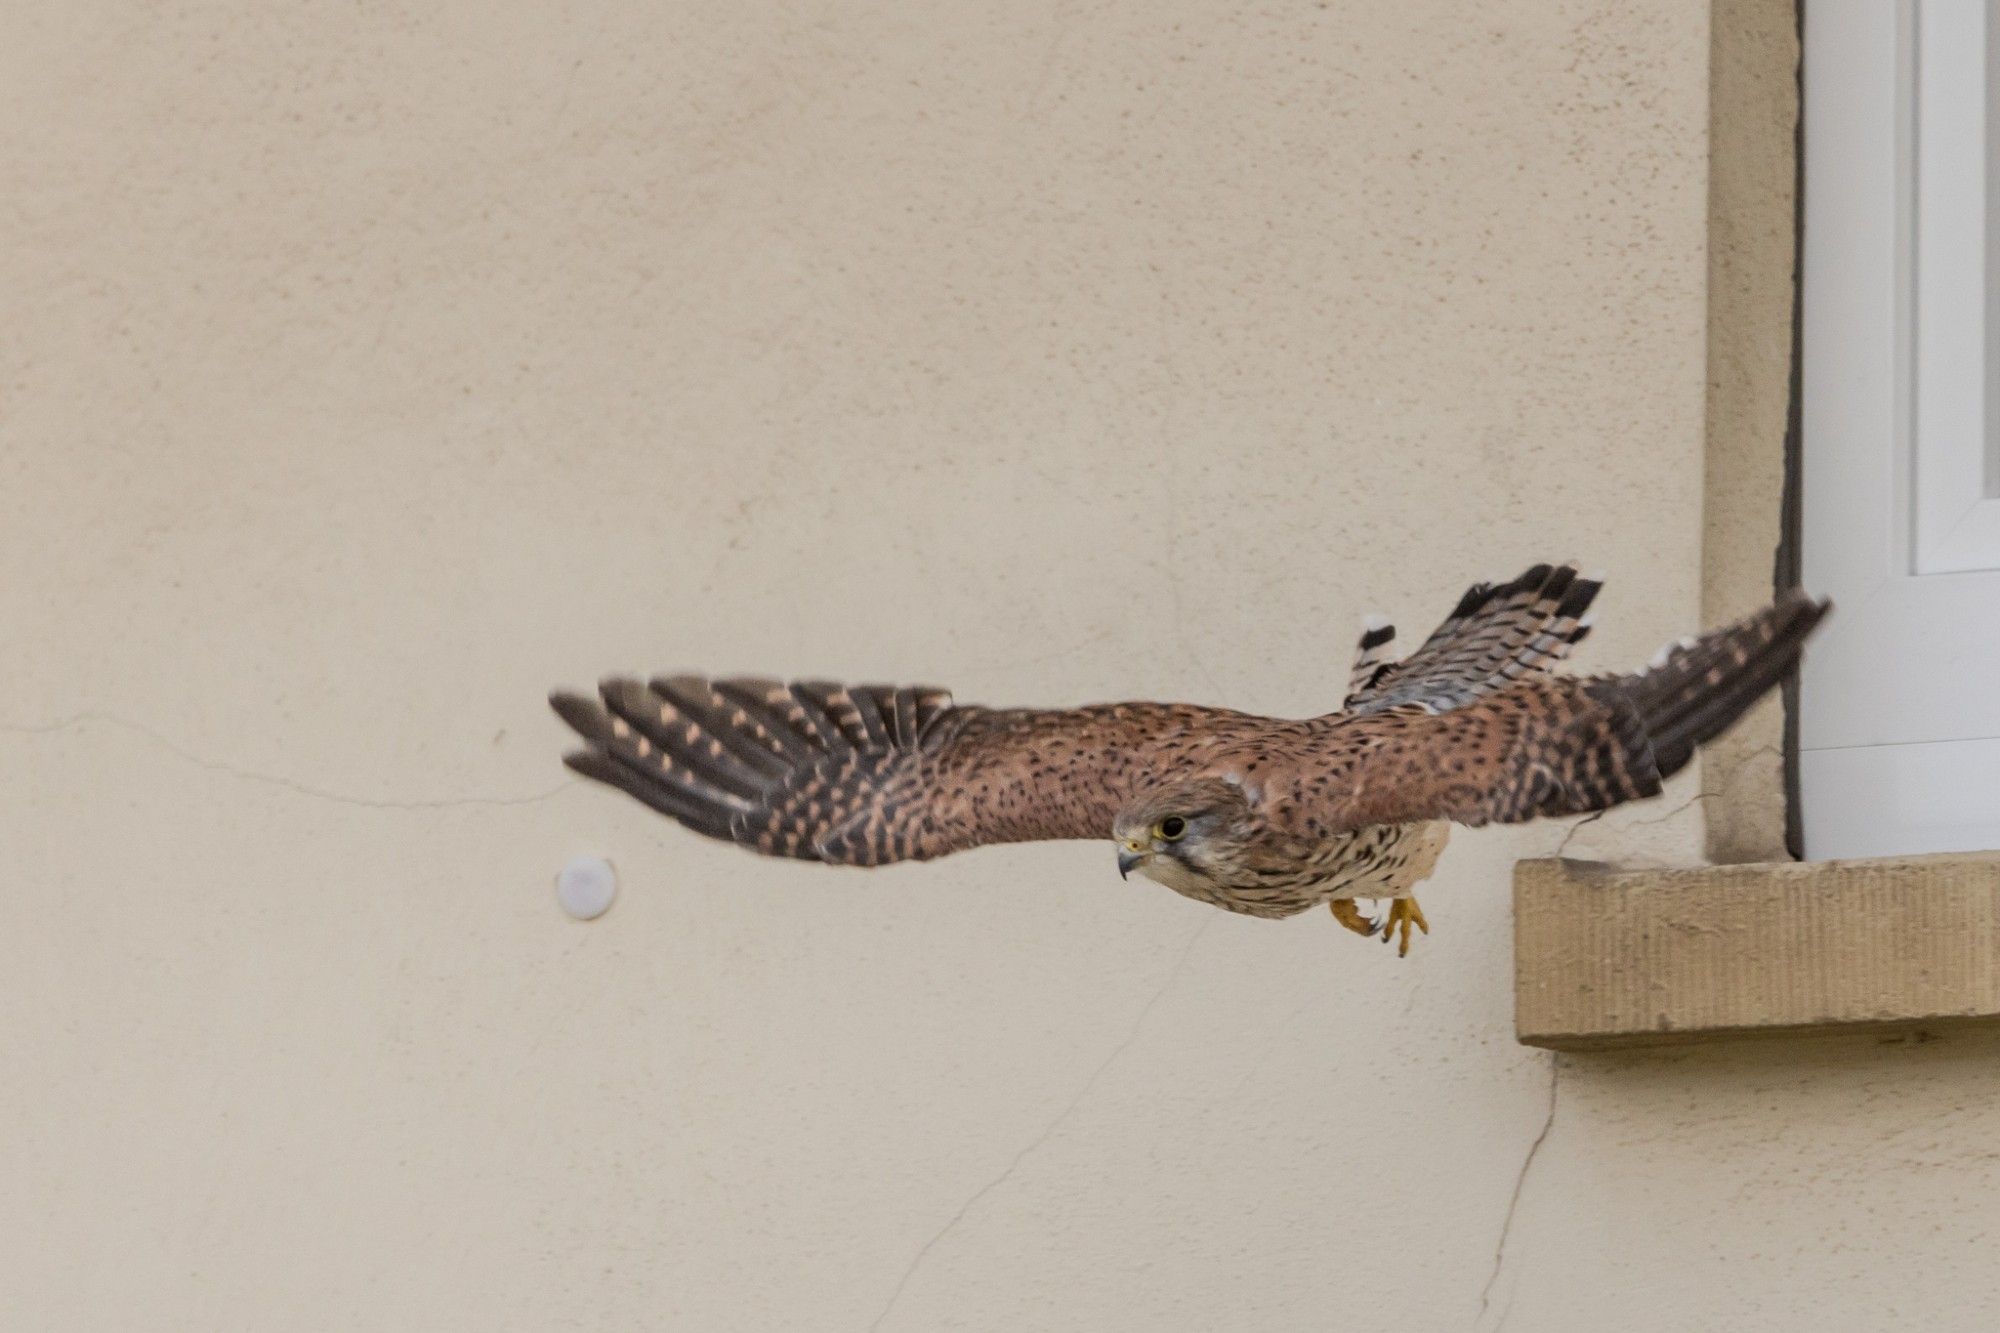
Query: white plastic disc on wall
556 856 617 920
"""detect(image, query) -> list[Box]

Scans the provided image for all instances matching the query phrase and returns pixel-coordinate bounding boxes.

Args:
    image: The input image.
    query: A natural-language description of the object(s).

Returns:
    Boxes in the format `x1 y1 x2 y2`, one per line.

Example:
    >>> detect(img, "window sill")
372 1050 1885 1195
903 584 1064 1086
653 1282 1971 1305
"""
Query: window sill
1514 852 2000 1050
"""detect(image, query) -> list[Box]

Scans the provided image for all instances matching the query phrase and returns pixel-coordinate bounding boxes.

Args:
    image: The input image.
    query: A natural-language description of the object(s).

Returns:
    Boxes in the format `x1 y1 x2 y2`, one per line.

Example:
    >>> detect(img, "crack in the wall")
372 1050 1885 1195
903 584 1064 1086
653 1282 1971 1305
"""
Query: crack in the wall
865 917 1213 1332
1552 810 1607 859
1476 1055 1561 1331
1550 787 1716 861
1623 791 1713 831
4 712 573 810
1699 742 1782 801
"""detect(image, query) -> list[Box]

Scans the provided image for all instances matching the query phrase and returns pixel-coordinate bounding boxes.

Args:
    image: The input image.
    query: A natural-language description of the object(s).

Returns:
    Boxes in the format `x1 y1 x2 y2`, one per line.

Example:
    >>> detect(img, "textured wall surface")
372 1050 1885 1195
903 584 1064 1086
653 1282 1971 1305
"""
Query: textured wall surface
1702 0 1800 864
11 4 1994 1330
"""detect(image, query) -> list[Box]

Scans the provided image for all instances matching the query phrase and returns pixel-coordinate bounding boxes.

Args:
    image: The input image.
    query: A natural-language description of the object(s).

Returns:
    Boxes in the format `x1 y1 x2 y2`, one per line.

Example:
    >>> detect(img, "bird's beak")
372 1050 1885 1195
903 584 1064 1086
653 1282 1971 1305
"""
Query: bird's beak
1117 844 1147 879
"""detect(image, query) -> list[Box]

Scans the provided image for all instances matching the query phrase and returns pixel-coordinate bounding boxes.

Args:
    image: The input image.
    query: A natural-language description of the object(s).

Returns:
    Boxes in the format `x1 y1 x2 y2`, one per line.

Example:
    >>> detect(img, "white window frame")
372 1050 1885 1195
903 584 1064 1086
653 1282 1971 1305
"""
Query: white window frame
1911 0 2000 572
1801 0 2000 859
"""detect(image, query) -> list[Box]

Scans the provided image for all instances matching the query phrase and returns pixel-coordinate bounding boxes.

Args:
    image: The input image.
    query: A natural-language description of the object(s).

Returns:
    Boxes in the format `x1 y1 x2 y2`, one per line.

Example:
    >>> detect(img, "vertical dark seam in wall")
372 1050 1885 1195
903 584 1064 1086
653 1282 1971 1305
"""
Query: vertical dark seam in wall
1779 0 1807 860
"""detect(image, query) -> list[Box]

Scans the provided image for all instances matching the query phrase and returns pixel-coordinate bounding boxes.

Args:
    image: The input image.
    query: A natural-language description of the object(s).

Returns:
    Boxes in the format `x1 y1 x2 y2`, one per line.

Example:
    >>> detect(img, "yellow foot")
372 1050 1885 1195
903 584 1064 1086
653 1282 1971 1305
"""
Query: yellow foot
1379 896 1429 957
1328 898 1379 938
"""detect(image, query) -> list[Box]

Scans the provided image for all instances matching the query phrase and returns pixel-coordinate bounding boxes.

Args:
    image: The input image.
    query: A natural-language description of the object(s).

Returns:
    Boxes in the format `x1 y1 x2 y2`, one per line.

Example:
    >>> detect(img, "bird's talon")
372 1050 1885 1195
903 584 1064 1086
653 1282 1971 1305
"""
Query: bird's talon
1329 898 1379 938
1380 897 1428 957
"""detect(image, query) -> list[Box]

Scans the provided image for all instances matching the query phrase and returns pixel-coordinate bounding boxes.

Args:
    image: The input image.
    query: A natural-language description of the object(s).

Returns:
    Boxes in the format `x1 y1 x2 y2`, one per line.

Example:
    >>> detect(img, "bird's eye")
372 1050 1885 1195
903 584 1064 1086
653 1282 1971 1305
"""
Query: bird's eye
1157 816 1187 841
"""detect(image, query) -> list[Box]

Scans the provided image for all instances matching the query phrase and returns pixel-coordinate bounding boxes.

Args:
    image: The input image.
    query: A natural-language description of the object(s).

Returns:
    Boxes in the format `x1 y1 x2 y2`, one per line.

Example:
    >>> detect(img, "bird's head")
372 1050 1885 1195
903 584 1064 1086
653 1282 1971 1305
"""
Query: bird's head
1112 777 1256 895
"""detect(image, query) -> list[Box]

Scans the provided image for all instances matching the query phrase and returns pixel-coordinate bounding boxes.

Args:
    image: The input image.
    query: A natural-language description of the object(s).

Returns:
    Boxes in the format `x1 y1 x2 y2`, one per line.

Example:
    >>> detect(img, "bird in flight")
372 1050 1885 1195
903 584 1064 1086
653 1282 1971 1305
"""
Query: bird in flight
551 564 1826 954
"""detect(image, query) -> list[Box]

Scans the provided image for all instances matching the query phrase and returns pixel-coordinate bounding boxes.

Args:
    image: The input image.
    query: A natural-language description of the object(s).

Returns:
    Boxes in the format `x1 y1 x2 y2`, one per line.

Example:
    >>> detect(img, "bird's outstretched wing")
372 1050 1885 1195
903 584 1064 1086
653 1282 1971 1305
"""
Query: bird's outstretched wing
553 574 1827 860
1344 562 1600 714
551 680 1241 865
1312 589 1829 831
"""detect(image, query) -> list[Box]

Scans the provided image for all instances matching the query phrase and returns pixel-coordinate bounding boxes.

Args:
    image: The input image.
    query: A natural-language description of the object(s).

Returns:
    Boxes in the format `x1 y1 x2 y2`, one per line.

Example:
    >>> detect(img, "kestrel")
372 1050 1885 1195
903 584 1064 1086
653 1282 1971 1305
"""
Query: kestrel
551 564 1827 954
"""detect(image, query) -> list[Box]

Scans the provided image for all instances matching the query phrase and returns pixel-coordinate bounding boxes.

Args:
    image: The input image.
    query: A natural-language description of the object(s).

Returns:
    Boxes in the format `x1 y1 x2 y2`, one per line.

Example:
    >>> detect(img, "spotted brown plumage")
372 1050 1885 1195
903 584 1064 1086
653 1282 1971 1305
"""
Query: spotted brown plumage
552 564 1828 948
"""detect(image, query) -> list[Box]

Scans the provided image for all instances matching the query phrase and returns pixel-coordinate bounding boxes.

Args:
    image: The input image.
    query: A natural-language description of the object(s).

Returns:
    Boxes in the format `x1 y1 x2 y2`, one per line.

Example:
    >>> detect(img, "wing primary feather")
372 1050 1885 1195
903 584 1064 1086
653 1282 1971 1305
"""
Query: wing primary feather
849 685 897 750
561 751 739 842
784 682 846 749
648 675 794 780
550 690 757 823
709 678 819 763
1347 616 1399 698
599 678 768 799
890 687 920 747
794 681 873 748
911 687 955 737
1346 562 1603 713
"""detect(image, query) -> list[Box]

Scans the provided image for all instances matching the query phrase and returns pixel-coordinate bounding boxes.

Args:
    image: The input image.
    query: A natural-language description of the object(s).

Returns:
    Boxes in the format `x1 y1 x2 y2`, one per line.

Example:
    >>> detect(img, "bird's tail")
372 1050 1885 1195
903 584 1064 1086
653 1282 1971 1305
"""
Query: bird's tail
1602 588 1830 783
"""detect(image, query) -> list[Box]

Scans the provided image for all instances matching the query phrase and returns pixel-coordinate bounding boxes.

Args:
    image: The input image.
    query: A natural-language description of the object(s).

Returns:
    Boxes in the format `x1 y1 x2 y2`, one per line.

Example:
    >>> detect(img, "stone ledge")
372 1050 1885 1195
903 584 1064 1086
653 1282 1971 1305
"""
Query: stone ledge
1514 852 2000 1050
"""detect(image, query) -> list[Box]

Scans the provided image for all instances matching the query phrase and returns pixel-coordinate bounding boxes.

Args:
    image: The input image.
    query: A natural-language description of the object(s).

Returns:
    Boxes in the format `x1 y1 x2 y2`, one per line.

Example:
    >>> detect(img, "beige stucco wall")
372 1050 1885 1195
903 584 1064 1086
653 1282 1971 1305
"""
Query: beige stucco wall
1702 0 1800 865
11 4 1998 1330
